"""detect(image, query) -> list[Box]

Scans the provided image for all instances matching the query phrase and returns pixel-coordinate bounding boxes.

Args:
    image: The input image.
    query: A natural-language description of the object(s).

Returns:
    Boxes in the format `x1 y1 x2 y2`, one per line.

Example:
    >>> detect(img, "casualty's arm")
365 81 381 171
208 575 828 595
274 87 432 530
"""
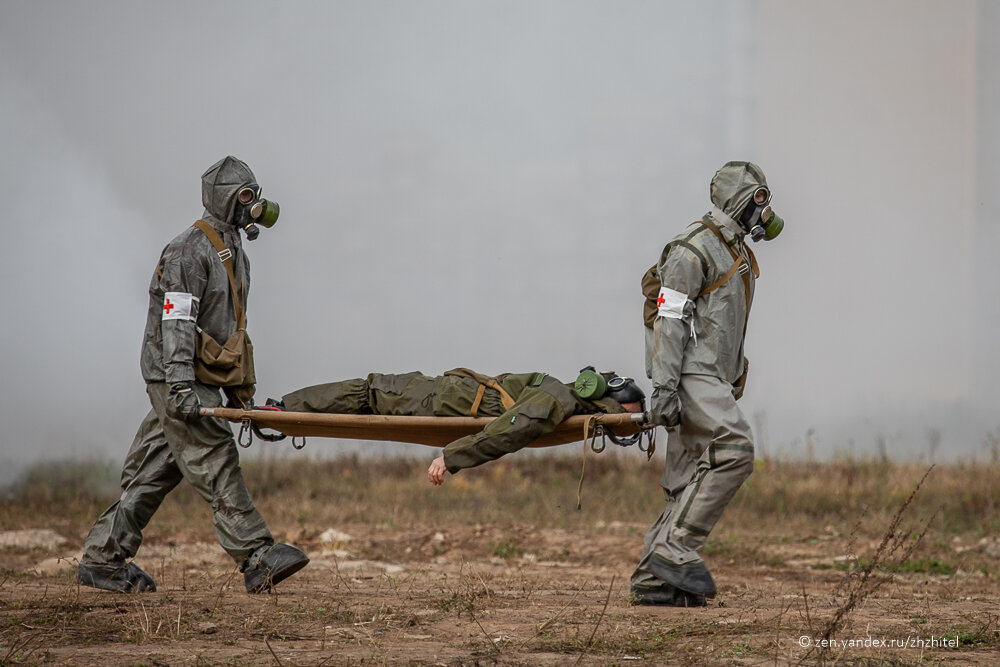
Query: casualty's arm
439 382 576 476
159 242 208 385
649 244 705 427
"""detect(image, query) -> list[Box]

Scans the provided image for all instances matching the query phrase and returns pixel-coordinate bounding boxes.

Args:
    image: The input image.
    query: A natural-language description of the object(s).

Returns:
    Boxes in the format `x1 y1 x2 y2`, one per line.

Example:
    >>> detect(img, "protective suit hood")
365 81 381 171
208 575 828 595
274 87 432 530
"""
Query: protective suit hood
201 156 257 224
710 161 768 225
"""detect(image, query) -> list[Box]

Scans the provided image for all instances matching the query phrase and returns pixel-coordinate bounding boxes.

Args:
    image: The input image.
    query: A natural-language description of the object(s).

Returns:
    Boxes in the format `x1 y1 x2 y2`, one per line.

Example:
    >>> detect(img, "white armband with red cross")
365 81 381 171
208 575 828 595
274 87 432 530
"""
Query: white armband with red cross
656 287 688 319
162 292 198 321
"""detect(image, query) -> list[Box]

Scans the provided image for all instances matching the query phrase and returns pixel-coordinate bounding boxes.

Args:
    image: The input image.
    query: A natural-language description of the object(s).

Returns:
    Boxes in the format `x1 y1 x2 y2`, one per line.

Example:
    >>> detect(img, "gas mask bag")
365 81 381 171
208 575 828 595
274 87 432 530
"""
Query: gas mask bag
233 184 280 240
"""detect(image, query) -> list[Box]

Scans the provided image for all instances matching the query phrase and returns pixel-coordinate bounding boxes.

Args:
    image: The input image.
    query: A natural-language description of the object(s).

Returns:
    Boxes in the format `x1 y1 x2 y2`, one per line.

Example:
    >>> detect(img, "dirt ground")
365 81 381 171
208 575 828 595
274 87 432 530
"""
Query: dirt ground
3 519 999 666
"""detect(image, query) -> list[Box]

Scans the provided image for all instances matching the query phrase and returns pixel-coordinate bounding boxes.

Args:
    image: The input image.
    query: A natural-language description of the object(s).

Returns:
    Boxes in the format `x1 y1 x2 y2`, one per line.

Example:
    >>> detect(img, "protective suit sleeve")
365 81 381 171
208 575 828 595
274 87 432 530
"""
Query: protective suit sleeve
648 246 705 425
158 244 208 384
441 381 576 473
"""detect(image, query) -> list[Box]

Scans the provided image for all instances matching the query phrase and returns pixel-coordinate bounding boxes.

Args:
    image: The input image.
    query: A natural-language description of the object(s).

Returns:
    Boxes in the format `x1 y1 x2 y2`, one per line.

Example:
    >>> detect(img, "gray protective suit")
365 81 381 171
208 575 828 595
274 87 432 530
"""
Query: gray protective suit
632 161 767 592
81 157 274 572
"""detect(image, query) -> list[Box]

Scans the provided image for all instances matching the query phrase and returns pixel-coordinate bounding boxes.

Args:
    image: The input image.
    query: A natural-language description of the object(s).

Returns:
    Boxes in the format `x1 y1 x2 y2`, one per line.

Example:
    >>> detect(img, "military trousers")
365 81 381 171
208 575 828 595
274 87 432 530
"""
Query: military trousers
81 382 273 568
283 372 505 418
631 373 754 588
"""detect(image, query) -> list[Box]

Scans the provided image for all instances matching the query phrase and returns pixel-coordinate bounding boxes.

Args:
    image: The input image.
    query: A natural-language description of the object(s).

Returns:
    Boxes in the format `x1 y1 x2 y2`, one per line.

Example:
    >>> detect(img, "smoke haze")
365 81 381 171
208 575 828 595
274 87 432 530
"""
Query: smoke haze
1 1 996 483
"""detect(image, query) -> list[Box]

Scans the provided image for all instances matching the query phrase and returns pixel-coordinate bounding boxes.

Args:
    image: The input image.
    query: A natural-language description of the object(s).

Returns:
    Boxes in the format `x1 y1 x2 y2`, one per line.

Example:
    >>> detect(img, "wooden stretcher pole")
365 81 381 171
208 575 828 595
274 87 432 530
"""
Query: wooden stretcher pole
199 407 650 448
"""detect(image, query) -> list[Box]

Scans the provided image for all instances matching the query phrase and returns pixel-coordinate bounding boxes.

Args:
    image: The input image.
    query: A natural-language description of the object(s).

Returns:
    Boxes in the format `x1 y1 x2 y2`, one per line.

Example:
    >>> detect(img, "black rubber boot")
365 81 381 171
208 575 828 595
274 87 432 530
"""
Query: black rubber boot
77 560 157 593
630 583 707 607
243 543 309 593
647 554 717 598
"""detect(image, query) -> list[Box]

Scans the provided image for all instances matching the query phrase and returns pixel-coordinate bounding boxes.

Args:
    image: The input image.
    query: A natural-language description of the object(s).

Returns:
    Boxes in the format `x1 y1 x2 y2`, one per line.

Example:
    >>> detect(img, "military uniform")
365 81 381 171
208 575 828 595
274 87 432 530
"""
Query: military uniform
282 369 626 474
632 162 771 600
80 157 275 580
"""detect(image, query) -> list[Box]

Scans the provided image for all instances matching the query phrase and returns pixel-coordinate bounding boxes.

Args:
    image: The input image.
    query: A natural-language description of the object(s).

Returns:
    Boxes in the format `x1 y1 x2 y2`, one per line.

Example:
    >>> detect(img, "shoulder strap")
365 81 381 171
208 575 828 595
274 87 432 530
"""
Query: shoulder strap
697 217 759 277
699 254 746 297
697 217 739 261
192 220 245 329
695 218 757 352
444 368 517 412
694 219 759 300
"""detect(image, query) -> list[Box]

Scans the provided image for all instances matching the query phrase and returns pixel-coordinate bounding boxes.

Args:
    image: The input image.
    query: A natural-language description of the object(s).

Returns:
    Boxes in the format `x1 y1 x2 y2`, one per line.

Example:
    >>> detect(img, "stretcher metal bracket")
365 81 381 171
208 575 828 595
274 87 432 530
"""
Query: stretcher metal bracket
588 425 606 453
251 422 288 443
238 418 253 448
637 427 656 455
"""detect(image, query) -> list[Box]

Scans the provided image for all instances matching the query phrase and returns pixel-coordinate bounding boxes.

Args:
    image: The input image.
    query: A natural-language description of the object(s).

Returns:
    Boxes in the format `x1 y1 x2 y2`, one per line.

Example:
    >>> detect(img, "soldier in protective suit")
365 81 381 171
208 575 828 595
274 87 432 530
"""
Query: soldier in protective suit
266 367 646 484
77 156 308 594
630 161 784 607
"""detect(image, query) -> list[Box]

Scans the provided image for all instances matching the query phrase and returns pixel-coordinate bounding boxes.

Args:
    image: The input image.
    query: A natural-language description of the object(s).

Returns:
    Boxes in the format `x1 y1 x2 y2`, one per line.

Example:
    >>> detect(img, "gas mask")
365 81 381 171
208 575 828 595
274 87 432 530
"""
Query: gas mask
574 366 646 407
739 186 784 242
232 184 280 241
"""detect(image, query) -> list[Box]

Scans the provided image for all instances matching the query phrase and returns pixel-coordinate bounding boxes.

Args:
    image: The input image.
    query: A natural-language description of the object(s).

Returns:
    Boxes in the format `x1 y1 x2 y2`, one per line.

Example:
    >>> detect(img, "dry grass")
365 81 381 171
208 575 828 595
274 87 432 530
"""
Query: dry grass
3 453 1000 665
5 452 996 542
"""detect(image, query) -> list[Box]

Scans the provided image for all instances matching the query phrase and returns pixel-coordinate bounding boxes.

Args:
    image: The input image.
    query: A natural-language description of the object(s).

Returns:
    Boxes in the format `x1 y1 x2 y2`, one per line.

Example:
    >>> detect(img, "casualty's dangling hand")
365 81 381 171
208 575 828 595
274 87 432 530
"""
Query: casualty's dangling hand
650 388 681 428
166 382 202 422
427 455 447 486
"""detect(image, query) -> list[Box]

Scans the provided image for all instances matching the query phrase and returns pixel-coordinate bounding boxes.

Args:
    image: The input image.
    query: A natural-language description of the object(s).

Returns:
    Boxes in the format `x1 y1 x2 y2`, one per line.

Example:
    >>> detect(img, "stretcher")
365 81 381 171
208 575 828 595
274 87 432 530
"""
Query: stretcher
201 407 654 452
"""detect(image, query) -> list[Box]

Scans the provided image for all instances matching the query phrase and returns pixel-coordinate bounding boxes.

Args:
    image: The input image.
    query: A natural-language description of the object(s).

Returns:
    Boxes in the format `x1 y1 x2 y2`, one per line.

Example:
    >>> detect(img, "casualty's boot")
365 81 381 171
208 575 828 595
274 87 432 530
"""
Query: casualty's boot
647 554 717 598
630 583 707 607
243 543 309 593
77 560 157 593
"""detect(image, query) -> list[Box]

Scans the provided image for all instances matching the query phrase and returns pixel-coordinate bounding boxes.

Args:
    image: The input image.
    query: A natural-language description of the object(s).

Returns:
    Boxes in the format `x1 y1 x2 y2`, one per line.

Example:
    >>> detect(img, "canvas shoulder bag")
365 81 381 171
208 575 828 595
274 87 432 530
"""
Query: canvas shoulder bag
190 220 256 387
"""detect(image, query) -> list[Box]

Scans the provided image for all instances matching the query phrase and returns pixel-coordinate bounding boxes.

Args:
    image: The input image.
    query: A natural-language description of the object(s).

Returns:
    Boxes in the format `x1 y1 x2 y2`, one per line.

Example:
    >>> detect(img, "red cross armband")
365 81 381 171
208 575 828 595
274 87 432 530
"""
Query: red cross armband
656 287 688 319
162 292 198 322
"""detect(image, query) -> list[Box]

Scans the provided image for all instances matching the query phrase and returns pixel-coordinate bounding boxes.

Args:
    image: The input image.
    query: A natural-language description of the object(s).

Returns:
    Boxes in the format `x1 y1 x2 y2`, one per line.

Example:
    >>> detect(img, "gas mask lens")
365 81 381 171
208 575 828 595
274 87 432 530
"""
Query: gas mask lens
237 186 258 206
752 187 771 206
607 375 633 390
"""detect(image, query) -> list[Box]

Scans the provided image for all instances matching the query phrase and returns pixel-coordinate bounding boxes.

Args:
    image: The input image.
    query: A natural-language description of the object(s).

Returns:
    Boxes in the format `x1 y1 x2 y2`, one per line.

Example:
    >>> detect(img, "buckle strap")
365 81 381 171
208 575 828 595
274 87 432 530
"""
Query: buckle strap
469 384 487 418
444 367 518 413
695 218 756 356
485 378 516 411
192 220 245 329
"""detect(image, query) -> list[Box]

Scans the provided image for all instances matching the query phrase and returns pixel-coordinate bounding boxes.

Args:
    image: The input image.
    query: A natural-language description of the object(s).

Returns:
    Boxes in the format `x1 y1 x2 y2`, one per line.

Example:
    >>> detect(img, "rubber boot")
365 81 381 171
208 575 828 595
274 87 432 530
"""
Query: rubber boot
77 560 157 593
630 583 707 607
243 543 309 593
647 554 717 598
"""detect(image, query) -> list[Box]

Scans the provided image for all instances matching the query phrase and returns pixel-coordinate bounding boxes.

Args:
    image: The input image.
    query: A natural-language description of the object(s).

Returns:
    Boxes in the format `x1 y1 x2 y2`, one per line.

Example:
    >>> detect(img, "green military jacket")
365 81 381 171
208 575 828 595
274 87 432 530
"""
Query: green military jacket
432 371 624 474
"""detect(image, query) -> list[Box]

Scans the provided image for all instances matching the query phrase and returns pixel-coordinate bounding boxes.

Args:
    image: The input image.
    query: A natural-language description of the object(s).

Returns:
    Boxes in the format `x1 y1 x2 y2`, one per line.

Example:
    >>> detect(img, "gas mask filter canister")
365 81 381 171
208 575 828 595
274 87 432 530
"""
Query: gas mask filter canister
233 185 280 240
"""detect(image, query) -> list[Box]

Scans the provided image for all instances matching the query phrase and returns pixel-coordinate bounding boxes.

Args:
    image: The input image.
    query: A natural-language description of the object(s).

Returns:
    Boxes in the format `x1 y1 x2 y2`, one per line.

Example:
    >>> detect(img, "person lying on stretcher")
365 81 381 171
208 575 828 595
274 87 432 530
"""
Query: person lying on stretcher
263 367 645 485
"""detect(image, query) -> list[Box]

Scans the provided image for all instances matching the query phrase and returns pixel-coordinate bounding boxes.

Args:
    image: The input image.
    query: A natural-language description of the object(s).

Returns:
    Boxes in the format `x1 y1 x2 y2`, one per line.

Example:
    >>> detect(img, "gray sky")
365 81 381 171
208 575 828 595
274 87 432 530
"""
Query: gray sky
0 0 995 480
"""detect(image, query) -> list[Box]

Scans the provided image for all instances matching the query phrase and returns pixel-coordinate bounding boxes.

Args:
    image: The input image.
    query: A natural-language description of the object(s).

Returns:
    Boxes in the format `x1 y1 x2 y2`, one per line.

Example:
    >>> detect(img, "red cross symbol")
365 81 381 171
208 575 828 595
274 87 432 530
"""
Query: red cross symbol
656 293 665 307
163 299 175 314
